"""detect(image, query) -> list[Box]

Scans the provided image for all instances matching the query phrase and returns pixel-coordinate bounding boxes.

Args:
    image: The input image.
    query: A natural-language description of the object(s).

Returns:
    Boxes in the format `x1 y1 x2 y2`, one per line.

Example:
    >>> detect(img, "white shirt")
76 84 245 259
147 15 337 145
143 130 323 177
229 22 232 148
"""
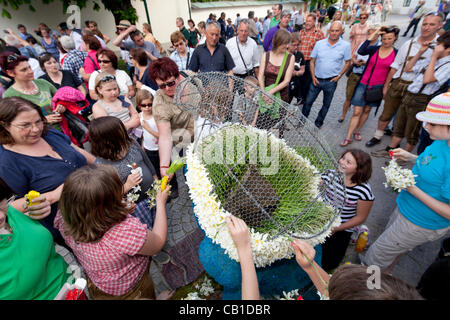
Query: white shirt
89 69 132 96
28 58 45 79
226 36 260 75
391 35 438 82
70 30 83 51
194 117 223 141
140 113 159 151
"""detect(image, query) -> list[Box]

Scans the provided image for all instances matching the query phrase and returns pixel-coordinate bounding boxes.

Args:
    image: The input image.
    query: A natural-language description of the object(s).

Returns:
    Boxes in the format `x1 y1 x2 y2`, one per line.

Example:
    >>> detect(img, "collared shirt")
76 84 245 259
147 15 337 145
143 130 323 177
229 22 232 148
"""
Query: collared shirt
62 49 87 82
298 27 325 60
170 47 195 71
407 55 450 95
263 25 294 52
188 43 235 73
226 36 260 75
391 36 438 81
69 30 83 50
311 38 351 78
293 13 305 26
269 17 280 29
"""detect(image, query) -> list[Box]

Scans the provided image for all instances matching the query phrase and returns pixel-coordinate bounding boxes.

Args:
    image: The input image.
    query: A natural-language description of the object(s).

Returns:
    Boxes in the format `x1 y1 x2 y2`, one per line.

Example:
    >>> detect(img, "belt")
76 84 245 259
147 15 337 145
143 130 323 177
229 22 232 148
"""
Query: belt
316 76 338 81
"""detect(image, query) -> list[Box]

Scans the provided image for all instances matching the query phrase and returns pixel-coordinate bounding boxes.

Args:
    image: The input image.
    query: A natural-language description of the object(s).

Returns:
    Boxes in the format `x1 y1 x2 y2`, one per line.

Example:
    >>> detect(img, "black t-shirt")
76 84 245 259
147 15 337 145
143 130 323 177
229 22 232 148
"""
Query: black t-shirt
292 50 306 79
39 70 83 90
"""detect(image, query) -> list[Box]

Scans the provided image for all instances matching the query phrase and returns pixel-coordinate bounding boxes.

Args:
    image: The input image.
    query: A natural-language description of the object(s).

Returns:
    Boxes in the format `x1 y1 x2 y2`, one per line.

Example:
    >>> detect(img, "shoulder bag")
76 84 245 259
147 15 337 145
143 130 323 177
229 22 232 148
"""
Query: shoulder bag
363 49 383 103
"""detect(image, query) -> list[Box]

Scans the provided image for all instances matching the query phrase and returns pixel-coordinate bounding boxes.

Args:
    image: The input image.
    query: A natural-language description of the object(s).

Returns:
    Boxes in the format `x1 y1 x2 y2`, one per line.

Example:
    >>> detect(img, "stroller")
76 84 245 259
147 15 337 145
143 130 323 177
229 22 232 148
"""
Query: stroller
52 86 91 147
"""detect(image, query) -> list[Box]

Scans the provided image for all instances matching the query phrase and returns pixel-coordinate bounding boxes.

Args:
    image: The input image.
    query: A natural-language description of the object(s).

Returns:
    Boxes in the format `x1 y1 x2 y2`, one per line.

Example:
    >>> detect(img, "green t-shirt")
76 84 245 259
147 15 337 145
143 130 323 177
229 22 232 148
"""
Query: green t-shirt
0 206 70 300
269 17 280 29
2 79 61 131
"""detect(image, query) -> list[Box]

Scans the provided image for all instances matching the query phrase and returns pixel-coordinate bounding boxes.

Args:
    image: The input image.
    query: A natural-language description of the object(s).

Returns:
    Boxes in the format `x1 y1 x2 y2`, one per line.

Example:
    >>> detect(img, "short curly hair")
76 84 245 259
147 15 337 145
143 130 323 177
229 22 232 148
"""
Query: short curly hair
148 57 179 83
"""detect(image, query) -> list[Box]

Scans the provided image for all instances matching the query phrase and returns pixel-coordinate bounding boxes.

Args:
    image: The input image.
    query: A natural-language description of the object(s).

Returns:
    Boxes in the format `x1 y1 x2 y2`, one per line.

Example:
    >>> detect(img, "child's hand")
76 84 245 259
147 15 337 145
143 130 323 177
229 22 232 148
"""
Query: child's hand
226 215 251 251
291 240 316 271
156 184 170 205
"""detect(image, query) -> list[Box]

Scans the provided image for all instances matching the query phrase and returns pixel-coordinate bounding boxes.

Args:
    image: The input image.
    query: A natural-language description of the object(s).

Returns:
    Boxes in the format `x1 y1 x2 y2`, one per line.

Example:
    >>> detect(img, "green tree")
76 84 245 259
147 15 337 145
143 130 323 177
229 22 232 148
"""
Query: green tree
1 0 138 24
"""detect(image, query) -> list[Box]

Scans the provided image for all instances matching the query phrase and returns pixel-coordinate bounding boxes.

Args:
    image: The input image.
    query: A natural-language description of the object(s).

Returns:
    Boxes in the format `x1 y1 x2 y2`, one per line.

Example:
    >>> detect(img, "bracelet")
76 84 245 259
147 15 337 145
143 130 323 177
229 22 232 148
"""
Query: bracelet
160 166 170 169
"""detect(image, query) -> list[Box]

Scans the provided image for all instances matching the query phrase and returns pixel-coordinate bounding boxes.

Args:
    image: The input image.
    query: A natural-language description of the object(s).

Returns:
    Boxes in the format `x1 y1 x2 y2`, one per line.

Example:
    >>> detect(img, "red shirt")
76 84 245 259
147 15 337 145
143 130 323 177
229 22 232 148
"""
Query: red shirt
55 212 149 296
298 28 325 60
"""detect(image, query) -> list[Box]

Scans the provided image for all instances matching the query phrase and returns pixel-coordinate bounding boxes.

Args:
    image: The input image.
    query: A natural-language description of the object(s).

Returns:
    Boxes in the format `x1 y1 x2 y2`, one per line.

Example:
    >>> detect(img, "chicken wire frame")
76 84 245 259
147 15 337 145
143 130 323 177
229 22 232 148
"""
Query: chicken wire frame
174 72 345 240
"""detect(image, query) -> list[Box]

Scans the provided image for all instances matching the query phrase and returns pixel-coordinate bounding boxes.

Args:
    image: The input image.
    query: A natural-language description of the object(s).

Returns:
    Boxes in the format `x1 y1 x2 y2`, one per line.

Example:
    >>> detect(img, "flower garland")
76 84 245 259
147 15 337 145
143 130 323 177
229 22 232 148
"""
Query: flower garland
185 124 341 268
382 159 416 192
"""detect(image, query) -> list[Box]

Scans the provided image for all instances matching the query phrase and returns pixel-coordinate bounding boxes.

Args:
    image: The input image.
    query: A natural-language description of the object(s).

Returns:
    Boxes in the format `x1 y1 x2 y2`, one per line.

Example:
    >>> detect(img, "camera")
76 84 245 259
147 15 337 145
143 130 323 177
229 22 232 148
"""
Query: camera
294 62 301 71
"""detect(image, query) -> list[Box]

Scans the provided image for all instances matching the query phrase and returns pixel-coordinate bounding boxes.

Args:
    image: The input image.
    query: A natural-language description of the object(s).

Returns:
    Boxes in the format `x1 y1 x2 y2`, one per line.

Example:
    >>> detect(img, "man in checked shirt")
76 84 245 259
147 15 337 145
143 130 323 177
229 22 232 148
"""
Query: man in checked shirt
298 13 325 105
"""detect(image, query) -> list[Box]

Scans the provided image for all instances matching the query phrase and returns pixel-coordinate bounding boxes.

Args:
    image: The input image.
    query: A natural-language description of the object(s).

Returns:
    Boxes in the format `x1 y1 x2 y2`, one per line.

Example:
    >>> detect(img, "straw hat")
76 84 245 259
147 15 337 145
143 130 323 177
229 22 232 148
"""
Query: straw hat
116 20 131 29
416 92 450 125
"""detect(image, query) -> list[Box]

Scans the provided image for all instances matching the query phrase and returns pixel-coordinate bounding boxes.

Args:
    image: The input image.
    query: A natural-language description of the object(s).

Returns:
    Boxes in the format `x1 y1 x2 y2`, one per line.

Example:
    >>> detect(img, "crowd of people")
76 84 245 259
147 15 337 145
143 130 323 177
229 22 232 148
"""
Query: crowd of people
0 0 449 301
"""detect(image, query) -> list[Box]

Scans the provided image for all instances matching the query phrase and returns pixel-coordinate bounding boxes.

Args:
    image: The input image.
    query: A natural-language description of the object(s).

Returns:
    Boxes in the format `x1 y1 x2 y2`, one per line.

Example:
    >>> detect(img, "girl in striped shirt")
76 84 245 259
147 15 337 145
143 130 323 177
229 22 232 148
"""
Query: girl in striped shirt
320 149 374 271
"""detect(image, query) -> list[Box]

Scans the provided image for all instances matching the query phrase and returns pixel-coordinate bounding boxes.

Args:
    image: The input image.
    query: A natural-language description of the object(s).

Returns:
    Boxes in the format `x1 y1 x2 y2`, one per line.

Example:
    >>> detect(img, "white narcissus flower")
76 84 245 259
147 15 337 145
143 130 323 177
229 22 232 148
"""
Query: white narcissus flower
186 125 339 268
382 159 416 193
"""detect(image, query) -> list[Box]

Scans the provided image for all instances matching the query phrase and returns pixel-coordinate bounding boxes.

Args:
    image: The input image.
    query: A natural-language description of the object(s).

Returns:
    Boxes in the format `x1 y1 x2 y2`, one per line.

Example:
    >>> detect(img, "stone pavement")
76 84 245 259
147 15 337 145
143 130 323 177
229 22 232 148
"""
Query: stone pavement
138 13 449 296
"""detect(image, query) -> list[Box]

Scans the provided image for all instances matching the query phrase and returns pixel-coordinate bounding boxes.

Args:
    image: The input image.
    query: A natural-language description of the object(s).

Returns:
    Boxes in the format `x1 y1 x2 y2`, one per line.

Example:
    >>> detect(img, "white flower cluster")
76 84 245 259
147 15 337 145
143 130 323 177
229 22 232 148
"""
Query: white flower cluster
278 289 300 300
185 124 340 268
126 185 141 204
382 159 416 192
181 276 215 300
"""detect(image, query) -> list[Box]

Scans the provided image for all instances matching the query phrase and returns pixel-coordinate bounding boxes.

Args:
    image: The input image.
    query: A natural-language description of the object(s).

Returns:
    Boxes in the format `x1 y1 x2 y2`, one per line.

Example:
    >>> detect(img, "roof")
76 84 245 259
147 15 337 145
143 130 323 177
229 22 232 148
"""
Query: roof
191 1 304 10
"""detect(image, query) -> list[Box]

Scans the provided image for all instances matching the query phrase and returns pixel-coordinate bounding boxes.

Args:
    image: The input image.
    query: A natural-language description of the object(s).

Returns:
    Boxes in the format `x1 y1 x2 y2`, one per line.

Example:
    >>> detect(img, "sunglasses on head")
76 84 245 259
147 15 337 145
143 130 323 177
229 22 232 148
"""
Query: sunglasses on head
99 74 115 82
140 103 153 108
159 80 176 90
7 54 18 63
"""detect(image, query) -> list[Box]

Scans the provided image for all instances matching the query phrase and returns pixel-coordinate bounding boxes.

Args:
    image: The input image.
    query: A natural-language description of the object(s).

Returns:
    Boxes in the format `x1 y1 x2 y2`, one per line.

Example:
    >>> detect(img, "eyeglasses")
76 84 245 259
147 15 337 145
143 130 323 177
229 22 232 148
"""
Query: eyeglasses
140 103 153 108
98 59 111 64
0 195 15 212
99 74 115 82
10 119 44 130
158 79 176 90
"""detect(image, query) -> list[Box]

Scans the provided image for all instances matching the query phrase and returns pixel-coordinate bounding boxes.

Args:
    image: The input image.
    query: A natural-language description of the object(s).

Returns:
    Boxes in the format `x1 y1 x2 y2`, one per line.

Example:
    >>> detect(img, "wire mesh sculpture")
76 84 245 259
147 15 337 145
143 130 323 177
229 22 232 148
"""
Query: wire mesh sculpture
175 72 345 267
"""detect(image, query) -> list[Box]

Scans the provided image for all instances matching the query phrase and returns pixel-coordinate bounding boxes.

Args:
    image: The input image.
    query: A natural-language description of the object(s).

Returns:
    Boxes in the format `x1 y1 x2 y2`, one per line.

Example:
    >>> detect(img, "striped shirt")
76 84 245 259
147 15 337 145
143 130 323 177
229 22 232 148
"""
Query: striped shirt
321 170 374 232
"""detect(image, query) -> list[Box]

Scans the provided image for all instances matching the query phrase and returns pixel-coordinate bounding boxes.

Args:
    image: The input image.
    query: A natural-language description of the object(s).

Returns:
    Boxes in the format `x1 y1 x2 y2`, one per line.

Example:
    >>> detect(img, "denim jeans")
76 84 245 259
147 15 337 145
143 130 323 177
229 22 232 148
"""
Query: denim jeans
301 78 338 127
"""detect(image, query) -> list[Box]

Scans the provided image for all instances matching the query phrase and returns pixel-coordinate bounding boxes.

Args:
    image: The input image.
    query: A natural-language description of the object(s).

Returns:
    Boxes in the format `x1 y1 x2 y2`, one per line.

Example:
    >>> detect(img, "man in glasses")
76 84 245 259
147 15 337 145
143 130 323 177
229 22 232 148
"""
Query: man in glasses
188 21 235 74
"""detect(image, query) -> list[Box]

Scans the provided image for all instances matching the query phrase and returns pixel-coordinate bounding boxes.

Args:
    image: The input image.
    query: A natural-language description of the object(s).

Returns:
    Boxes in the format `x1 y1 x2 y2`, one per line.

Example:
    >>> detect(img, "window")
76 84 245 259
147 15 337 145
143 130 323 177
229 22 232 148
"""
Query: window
403 0 412 7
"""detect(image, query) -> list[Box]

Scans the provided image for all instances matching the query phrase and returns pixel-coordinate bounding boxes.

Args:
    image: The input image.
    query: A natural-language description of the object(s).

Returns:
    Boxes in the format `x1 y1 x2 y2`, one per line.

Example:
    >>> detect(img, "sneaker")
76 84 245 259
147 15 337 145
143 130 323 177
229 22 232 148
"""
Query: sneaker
371 148 391 158
365 137 381 147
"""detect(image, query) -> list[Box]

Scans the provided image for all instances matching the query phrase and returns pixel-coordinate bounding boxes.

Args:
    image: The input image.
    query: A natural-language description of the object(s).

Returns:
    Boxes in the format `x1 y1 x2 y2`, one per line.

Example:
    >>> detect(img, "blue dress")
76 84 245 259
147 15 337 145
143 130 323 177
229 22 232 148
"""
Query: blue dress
0 129 86 242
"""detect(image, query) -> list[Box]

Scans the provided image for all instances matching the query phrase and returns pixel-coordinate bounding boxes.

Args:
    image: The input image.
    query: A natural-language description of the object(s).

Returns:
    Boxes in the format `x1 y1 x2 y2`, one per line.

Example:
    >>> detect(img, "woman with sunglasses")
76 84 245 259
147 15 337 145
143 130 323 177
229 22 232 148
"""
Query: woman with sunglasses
349 11 371 55
0 52 63 131
92 72 140 133
169 31 195 72
0 97 95 248
362 92 450 274
88 48 135 100
0 177 71 300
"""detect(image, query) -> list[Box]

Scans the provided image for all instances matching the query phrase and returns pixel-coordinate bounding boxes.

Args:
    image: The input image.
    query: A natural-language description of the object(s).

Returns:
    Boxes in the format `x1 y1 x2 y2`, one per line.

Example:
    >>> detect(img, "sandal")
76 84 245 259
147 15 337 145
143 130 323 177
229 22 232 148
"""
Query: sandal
340 139 353 147
353 132 362 141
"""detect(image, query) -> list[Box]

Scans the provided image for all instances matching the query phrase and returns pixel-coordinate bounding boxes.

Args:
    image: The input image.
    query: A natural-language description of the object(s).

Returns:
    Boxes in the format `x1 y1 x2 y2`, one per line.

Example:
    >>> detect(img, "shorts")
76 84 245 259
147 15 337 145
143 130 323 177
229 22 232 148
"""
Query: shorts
363 207 450 270
318 17 325 23
351 82 384 108
393 91 432 145
345 72 361 101
378 78 412 122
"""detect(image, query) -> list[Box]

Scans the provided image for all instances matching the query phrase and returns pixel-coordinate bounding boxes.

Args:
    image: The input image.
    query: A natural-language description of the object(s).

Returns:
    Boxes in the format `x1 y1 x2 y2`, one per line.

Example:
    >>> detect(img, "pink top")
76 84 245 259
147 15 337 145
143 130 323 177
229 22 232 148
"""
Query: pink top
84 50 99 74
350 23 369 55
361 49 396 86
55 212 149 296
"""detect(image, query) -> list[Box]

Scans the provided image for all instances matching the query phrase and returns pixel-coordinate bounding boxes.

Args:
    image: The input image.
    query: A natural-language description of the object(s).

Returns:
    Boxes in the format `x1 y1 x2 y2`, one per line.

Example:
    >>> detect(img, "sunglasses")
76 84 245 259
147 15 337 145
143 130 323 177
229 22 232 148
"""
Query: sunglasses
99 74 115 82
98 59 111 64
7 54 18 63
140 103 153 108
159 80 176 90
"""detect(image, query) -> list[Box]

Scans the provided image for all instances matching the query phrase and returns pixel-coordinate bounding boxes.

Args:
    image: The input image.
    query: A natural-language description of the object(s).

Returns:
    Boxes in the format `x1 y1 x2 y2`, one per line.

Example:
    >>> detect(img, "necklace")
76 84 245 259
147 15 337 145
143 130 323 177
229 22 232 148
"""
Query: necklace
16 81 38 95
